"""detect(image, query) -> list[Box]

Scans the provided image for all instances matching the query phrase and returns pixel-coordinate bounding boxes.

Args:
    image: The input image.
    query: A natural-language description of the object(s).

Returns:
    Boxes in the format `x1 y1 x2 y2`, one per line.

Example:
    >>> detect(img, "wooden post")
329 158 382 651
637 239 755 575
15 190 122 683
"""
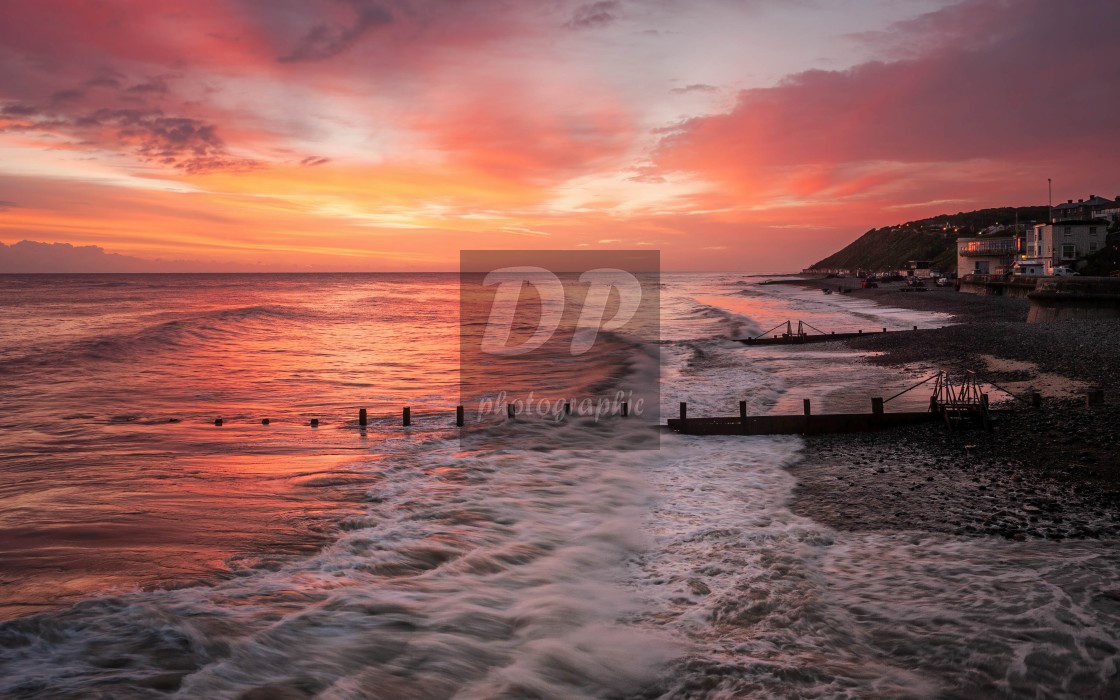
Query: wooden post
358 408 368 427
739 400 747 424
261 418 270 425
214 417 223 426
310 418 319 428
871 397 884 415
456 405 464 427
507 404 515 419
1031 392 1042 408
929 395 938 412
882 327 887 333
858 329 863 334
621 402 629 417
679 402 687 421
564 402 571 416
403 407 411 426
913 325 918 331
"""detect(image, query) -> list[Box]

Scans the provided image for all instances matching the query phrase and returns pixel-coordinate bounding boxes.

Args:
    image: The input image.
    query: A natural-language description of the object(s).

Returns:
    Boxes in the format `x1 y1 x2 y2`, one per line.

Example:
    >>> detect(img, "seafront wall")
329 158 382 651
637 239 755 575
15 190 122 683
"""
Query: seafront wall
1026 278 1120 322
958 274 1037 298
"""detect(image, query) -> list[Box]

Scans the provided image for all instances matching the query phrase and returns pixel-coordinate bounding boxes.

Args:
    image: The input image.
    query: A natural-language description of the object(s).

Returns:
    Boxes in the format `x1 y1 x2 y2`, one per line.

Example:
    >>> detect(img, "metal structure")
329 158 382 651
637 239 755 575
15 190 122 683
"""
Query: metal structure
932 370 990 430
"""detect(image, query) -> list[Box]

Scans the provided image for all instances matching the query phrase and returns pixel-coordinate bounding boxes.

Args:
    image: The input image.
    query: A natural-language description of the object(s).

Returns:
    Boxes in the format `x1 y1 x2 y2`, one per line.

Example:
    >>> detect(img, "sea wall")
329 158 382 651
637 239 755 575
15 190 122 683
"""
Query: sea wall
1027 278 1120 322
958 274 1037 297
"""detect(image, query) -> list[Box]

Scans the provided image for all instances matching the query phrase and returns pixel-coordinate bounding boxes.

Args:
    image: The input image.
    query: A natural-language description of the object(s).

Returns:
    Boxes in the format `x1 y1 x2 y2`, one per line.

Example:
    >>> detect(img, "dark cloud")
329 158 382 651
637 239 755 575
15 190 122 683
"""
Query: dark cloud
1 103 38 116
566 1 620 29
279 0 394 62
124 76 169 95
0 200 16 211
0 240 166 273
671 83 718 94
300 156 331 166
51 89 84 102
0 239 267 273
1 104 258 174
86 74 123 90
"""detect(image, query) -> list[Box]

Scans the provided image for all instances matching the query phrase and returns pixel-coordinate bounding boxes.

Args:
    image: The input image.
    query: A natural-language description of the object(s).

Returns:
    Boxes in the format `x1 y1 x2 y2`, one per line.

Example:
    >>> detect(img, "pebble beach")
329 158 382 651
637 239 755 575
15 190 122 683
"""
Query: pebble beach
784 277 1120 542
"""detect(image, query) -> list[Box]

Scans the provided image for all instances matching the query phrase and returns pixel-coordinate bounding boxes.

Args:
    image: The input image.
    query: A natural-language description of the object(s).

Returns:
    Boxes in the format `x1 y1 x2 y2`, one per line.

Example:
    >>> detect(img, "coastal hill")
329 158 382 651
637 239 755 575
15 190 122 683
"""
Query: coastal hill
809 206 1048 273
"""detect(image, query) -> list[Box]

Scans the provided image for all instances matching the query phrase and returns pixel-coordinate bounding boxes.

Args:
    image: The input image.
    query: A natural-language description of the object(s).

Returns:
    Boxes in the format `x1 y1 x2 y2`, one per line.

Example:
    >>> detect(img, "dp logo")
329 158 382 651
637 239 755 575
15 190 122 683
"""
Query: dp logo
480 266 643 356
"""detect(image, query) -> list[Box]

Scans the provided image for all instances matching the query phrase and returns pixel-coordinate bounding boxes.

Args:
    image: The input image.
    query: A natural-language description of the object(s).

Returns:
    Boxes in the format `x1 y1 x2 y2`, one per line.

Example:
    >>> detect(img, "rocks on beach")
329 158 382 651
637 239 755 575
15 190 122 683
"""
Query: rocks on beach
785 278 1120 541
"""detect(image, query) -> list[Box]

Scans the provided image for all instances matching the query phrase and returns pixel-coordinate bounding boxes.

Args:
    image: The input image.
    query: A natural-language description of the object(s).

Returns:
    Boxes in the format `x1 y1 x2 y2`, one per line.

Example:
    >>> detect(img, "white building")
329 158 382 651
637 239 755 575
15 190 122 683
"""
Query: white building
1028 220 1109 272
957 237 1016 276
1012 259 1047 276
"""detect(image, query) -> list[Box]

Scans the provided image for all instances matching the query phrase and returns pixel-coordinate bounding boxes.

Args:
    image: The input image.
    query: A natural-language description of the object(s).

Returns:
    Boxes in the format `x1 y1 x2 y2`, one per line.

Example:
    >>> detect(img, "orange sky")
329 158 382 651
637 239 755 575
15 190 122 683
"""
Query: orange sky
1 0 1118 272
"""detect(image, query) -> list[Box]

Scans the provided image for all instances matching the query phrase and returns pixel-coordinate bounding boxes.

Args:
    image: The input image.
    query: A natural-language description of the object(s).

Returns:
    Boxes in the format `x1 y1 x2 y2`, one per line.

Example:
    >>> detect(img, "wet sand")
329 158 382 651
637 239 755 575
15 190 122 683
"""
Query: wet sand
781 277 1120 540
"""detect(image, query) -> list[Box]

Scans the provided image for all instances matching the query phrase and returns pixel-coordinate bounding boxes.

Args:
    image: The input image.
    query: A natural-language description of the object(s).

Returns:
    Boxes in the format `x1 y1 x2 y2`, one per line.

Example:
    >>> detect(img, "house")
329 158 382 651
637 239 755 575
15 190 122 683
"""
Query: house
1030 219 1109 272
1098 198 1120 222
1052 195 1118 222
957 236 1016 276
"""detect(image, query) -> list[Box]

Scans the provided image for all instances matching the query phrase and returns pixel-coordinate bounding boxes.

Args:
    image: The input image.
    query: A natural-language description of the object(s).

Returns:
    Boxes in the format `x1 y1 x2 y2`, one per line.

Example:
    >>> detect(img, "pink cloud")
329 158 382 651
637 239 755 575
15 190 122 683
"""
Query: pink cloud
653 0 1120 212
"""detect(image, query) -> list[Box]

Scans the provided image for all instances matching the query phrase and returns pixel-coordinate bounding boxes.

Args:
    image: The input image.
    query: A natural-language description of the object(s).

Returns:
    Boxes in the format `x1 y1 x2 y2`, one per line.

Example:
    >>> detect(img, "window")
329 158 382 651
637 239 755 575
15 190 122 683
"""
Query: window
1064 227 1072 237
1090 242 1099 252
1090 227 1098 236
1062 244 1076 259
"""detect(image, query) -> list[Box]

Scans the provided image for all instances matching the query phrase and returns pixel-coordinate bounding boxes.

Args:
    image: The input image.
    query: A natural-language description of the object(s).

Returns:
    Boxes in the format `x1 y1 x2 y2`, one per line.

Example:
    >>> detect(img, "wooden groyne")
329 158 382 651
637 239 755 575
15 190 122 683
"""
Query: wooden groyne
668 372 1038 436
668 411 938 435
667 398 939 436
737 320 921 346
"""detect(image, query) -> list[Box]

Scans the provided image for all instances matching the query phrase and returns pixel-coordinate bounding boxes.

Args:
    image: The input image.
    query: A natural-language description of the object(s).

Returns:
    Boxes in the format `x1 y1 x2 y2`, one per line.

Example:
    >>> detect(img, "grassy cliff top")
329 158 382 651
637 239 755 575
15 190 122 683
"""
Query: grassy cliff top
810 206 1048 273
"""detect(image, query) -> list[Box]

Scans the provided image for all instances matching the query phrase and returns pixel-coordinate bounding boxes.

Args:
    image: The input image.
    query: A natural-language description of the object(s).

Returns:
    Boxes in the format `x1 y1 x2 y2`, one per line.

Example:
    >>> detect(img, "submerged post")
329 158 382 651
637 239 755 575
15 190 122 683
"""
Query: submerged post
214 417 223 427
564 402 571 416
803 399 811 416
507 404 515 419
456 405 464 427
261 418 270 425
621 402 629 417
679 402 687 421
310 418 319 428
882 327 887 333
358 408 368 427
403 407 411 427
739 400 747 424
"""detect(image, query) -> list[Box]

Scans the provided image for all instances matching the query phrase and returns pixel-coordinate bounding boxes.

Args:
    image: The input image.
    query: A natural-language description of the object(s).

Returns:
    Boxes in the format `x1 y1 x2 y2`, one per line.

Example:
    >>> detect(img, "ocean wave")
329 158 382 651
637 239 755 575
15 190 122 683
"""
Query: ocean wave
0 305 320 372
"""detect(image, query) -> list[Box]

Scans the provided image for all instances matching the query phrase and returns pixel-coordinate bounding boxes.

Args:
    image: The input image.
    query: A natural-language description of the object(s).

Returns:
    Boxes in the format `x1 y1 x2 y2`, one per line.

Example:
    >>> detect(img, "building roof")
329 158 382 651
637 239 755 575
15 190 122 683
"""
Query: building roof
1054 195 1116 211
1046 219 1110 226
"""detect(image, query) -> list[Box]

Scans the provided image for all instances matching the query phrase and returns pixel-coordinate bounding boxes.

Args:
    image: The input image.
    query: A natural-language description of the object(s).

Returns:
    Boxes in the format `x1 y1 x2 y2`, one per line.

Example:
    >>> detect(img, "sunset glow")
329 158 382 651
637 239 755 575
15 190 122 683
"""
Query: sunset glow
2 0 1118 271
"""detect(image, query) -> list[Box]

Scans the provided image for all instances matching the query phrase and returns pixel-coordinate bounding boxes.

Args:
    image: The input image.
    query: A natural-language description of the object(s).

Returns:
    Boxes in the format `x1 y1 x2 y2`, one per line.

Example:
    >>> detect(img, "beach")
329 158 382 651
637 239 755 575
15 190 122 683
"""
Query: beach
783 277 1120 542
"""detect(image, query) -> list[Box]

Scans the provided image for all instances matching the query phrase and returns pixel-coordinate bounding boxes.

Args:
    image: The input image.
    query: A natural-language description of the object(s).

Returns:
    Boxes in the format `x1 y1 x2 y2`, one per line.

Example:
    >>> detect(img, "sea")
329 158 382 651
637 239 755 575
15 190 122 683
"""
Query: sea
0 273 1117 698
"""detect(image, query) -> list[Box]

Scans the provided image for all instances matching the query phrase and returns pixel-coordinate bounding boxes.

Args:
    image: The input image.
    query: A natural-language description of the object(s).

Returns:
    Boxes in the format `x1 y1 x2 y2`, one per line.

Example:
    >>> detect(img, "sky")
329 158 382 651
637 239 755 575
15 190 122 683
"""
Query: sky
1 0 1118 272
